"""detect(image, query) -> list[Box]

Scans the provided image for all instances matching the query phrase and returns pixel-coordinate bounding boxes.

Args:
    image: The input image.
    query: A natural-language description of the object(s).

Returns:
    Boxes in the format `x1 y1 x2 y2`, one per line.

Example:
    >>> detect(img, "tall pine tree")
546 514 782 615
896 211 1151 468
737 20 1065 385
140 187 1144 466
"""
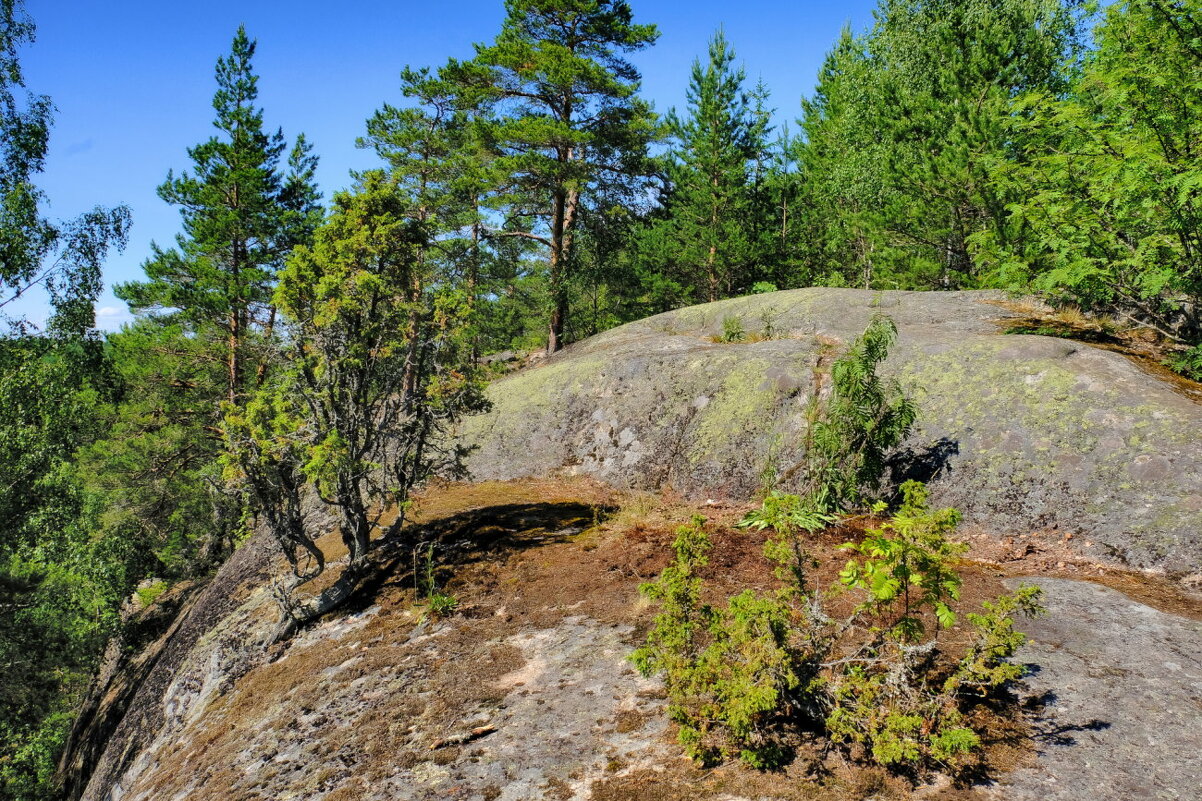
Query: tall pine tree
443 0 659 352
639 30 770 304
117 26 320 402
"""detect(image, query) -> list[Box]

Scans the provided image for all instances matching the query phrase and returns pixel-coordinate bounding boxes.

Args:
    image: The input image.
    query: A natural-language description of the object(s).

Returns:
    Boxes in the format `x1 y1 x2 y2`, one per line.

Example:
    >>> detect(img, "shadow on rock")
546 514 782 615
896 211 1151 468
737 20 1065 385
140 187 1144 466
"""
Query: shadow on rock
340 502 617 615
887 437 960 489
1021 687 1112 747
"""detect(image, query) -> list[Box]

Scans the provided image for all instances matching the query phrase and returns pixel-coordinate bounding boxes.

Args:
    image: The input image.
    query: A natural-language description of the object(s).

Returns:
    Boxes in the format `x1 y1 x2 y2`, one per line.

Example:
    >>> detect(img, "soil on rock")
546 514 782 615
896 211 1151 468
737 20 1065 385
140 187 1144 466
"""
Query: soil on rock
69 479 1202 801
68 480 1022 801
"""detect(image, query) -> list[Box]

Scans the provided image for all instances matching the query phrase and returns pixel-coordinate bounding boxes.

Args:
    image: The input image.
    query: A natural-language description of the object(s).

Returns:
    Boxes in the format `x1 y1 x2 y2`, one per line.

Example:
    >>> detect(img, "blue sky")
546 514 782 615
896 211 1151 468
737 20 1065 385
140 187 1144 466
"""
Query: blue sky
20 0 878 330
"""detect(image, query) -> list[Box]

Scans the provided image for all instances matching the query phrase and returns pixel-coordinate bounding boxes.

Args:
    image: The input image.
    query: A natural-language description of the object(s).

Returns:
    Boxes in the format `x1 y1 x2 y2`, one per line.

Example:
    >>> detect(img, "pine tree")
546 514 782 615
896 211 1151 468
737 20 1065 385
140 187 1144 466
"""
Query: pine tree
796 27 891 289
361 66 489 375
641 31 770 303
116 26 320 402
443 0 659 352
795 1 1079 290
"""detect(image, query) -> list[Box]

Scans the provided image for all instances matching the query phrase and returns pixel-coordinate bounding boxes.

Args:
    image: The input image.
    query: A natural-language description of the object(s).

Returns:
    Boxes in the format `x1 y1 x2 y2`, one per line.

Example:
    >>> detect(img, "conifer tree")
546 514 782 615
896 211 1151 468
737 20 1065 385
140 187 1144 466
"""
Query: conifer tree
795 1 1079 289
117 26 321 402
796 27 892 289
640 31 769 303
361 66 488 375
443 0 659 352
225 173 487 637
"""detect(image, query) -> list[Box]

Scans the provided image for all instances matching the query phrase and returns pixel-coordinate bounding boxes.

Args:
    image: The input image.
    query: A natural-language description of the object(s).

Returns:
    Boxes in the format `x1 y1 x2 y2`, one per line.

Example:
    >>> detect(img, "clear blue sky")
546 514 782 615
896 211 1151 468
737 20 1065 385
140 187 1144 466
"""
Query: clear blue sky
21 0 878 330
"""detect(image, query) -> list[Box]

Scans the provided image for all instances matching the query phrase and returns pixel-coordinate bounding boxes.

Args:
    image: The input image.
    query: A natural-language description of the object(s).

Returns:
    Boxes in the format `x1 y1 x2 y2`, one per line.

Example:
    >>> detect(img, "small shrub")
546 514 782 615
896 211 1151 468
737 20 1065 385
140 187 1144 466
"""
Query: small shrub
719 315 747 343
758 308 779 340
799 315 917 512
425 592 459 618
1166 344 1202 381
636 487 1045 775
134 579 168 608
637 315 1042 776
633 517 798 768
416 542 458 618
837 482 965 640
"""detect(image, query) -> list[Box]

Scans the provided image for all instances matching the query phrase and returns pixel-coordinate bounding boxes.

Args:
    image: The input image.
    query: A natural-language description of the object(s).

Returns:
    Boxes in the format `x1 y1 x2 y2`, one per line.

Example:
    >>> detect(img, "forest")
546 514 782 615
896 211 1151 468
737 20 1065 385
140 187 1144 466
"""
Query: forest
1 0 1201 797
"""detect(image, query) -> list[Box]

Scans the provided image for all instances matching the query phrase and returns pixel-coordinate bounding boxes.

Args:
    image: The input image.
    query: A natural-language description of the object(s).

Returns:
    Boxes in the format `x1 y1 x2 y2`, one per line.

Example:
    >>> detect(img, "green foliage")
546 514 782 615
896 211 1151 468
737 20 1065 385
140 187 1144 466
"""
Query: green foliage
440 0 660 352
425 592 460 619
116 26 320 402
976 0 1202 354
0 4 135 794
1166 345 1202 382
838 482 966 640
0 339 133 801
719 315 746 343
802 314 916 512
632 516 711 684
134 580 168 609
79 320 239 577
639 488 1044 774
635 30 772 304
633 517 798 768
739 491 831 594
0 3 130 335
950 584 1046 695
226 174 488 627
417 542 458 619
794 0 1080 290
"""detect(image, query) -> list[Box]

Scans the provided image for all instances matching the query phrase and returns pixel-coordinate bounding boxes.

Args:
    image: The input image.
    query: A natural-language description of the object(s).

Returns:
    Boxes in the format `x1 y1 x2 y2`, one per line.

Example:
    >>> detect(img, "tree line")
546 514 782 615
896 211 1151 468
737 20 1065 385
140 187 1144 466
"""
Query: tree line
2 0 1202 797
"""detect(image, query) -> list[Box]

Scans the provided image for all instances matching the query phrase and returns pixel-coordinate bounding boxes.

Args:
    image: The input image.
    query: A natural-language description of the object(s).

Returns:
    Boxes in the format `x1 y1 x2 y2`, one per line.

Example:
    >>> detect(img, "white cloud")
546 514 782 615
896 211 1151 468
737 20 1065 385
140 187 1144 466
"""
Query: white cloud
95 305 133 331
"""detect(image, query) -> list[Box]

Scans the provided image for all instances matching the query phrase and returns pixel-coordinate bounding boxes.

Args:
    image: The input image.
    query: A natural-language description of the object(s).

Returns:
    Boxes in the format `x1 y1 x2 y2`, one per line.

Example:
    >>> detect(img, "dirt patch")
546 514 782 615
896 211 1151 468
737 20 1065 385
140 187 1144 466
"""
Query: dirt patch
952 522 1202 621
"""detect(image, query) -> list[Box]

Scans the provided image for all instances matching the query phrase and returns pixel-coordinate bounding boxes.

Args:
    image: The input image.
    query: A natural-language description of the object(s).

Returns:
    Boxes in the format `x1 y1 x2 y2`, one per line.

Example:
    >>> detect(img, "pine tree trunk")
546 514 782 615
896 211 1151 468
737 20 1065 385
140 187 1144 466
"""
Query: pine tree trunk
547 184 577 354
227 310 241 405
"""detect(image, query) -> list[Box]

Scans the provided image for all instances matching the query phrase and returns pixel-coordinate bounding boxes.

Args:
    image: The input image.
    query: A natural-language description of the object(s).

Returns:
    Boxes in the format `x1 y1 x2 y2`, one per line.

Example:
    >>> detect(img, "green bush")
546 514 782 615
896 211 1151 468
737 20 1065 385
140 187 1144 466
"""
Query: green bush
633 517 799 768
799 314 916 512
1166 345 1202 382
135 579 169 608
425 592 459 619
635 487 1044 774
719 315 747 343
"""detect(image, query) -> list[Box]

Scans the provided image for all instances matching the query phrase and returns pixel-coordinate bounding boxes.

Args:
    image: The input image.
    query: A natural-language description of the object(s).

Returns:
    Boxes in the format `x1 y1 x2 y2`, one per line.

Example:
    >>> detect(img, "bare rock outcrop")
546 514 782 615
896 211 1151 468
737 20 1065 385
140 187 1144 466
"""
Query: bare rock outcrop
461 289 1202 574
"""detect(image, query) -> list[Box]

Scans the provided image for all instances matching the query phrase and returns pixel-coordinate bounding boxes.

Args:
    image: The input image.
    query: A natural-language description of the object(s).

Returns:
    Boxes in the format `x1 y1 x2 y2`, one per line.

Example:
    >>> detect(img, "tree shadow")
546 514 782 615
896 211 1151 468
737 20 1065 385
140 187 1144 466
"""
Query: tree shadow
1020 687 1112 746
340 501 616 614
887 437 960 490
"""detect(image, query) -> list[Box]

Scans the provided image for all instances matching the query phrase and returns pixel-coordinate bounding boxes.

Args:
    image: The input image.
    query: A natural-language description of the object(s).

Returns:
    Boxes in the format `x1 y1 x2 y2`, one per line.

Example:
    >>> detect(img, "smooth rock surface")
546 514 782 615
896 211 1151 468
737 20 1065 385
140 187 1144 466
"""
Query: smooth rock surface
998 577 1202 801
461 289 1202 573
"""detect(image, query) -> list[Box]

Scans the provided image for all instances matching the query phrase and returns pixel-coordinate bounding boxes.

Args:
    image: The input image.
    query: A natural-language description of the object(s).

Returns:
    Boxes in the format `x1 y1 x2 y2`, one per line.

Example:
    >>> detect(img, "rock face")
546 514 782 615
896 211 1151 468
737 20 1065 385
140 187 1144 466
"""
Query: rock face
66 481 1202 801
461 288 1202 573
996 577 1202 801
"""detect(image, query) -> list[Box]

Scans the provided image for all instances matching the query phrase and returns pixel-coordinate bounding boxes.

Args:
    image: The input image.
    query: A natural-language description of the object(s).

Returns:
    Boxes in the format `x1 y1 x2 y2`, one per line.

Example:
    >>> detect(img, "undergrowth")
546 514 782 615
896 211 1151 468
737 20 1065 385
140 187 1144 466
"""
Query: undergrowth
633 485 1044 773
